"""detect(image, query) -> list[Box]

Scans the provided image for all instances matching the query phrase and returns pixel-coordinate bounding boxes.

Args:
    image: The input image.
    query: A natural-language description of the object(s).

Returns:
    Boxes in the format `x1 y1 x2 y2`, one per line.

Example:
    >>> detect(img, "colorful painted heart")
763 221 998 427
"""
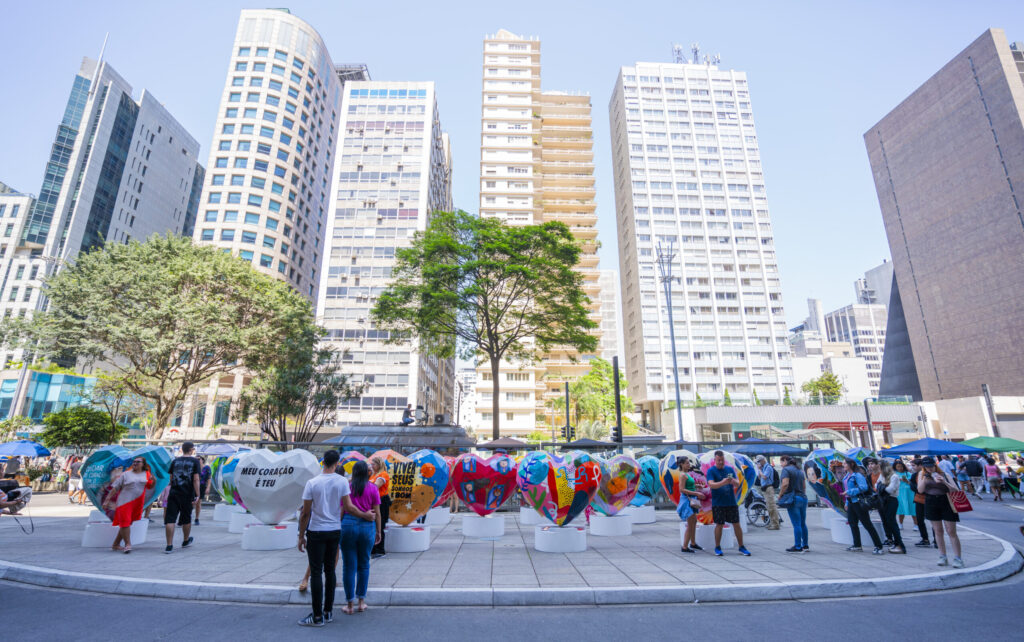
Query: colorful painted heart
82 445 171 520
659 449 701 505
630 455 661 506
517 450 600 526
451 453 517 516
431 455 457 508
698 450 756 506
590 454 640 516
235 448 320 525
805 448 849 516
337 451 367 477
387 450 450 526
213 454 246 507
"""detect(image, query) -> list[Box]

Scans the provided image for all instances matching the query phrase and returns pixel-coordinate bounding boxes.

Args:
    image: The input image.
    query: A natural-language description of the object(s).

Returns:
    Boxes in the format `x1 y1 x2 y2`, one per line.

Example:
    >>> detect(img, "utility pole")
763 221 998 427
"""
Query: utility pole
863 399 879 450
982 383 1001 438
656 241 684 439
564 381 572 442
612 356 623 449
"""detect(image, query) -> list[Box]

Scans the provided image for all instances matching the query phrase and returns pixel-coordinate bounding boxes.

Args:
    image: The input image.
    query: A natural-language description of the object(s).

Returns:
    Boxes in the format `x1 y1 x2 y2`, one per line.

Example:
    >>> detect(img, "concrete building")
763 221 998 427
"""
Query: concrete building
598 269 625 362
317 80 455 426
866 28 1024 401
789 328 871 404
855 260 893 307
455 366 480 435
609 51 793 431
0 56 202 419
824 303 887 397
475 29 602 437
193 8 343 302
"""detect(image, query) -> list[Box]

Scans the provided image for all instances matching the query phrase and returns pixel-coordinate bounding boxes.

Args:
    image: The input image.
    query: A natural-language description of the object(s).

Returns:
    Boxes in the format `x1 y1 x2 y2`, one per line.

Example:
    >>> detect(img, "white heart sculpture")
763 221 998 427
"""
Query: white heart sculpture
235 448 320 525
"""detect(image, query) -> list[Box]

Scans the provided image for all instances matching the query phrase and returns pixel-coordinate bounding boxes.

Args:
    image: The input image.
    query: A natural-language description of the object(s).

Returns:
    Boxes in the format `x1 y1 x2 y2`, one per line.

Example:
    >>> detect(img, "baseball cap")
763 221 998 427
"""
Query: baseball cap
920 456 936 466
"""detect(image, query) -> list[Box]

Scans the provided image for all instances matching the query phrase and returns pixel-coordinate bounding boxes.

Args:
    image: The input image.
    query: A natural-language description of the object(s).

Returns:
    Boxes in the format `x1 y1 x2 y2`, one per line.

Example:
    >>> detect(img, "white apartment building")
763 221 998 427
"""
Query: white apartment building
824 303 887 398
609 55 793 430
456 366 480 434
598 269 625 362
855 260 893 306
317 80 455 427
476 29 602 437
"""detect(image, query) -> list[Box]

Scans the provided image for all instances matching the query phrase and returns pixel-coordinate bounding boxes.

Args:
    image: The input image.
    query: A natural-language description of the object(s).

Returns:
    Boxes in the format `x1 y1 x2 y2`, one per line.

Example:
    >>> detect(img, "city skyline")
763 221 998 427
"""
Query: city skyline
3 1 1023 328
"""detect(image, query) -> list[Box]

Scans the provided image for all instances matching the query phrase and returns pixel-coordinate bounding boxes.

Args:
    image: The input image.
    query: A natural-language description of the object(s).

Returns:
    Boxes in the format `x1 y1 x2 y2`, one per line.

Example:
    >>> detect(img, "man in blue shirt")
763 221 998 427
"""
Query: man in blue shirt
705 451 751 556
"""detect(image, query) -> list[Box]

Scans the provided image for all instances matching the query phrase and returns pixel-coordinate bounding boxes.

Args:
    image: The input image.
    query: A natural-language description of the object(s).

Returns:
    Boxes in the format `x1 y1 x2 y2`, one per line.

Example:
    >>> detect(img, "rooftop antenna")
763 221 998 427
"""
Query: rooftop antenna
713 53 721 65
691 42 700 65
672 44 686 64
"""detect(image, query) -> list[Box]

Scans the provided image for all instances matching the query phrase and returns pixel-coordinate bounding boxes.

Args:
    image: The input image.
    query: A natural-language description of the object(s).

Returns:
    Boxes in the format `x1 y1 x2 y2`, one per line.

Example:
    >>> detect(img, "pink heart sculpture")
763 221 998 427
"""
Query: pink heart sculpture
589 454 640 516
432 455 457 508
451 453 517 517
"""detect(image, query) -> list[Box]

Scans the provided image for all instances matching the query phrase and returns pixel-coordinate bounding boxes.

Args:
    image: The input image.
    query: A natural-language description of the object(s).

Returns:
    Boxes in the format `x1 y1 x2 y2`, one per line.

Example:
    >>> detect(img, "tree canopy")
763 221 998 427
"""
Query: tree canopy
39 406 124 450
547 358 633 431
0 416 31 442
802 372 845 405
371 210 597 439
0 235 316 438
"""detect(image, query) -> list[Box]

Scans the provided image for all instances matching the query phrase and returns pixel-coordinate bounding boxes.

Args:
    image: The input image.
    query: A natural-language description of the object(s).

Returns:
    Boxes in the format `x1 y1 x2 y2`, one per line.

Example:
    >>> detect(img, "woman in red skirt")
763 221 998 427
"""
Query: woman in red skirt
105 457 154 553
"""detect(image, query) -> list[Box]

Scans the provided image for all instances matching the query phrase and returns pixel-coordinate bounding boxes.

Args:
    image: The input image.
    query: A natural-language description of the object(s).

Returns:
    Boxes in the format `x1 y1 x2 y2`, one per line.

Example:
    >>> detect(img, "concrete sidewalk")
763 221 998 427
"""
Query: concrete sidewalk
1 498 1019 605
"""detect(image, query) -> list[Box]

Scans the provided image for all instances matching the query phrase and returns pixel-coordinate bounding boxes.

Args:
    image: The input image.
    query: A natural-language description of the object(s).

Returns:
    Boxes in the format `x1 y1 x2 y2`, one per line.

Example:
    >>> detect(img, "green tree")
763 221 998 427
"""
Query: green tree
723 389 732 406
73 374 152 441
783 386 793 406
753 389 761 406
546 358 633 431
0 235 314 438
802 372 845 405
0 416 31 442
371 210 597 440
39 406 125 450
525 430 548 443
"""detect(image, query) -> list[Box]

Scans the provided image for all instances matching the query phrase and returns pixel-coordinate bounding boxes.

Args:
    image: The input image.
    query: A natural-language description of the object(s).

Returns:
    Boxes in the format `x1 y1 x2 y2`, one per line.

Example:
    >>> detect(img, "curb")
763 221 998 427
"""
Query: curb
1 529 1020 606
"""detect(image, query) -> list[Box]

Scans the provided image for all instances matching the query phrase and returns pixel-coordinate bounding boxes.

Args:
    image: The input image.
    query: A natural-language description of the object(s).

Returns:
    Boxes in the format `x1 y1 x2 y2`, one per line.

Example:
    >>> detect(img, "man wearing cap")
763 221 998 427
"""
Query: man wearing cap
755 455 780 530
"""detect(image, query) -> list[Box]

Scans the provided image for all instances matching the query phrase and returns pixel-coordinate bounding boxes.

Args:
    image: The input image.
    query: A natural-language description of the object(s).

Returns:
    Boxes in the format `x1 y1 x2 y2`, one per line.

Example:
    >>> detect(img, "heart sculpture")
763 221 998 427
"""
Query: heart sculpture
386 449 450 526
630 455 662 506
431 455 457 508
369 449 404 465
337 451 367 477
805 448 849 517
589 454 640 516
698 450 756 507
517 450 600 526
213 454 246 507
451 453 517 516
659 449 713 523
82 445 171 520
235 448 320 525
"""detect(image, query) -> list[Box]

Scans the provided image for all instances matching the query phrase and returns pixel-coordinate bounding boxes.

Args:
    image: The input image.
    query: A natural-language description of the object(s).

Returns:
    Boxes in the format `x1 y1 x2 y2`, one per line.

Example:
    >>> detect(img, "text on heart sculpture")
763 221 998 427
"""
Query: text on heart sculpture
516 450 600 526
82 445 171 520
450 453 517 516
386 449 449 526
235 448 320 525
630 455 662 507
589 454 640 516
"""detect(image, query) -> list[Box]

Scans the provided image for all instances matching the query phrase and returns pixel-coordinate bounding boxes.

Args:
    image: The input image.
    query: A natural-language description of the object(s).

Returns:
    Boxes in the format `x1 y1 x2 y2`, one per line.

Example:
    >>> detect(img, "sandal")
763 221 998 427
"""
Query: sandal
123 547 132 554
341 605 354 615
357 602 367 613
298 579 308 593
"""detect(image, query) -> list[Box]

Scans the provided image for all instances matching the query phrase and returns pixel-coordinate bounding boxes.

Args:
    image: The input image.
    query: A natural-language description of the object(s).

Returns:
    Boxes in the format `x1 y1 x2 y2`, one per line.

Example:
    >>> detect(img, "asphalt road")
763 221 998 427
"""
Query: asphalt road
4 494 1023 641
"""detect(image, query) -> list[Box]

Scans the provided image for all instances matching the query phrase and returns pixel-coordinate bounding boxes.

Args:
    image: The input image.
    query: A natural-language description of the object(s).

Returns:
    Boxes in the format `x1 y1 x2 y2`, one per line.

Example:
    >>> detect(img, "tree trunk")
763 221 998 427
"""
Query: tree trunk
490 355 501 441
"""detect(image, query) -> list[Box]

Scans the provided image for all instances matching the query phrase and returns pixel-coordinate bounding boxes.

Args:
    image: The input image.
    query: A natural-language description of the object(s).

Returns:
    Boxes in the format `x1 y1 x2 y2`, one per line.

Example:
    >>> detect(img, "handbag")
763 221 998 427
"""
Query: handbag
948 489 973 513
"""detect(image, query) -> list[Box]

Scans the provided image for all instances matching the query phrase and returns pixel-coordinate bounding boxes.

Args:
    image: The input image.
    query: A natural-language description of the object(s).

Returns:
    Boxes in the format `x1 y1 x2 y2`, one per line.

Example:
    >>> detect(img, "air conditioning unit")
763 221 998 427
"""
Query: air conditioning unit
434 413 449 425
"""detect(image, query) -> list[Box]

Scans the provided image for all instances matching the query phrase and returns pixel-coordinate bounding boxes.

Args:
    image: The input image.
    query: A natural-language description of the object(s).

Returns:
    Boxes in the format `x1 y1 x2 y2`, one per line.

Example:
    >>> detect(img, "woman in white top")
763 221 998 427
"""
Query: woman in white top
104 457 154 553
876 460 905 554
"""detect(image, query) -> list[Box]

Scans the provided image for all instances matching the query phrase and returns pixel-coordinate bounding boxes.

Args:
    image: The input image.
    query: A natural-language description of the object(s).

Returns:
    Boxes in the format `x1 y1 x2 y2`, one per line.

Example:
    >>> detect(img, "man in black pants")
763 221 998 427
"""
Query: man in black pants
165 442 201 553
910 458 931 547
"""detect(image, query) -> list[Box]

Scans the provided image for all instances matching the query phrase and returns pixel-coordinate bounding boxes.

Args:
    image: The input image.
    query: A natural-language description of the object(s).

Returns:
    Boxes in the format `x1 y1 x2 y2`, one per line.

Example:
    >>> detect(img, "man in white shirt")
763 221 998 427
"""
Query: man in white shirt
938 456 956 485
296 449 373 627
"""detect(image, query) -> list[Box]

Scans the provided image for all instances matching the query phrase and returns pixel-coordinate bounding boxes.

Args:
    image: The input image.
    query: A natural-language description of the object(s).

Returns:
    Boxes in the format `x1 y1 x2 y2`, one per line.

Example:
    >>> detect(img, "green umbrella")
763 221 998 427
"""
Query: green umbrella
961 436 1024 453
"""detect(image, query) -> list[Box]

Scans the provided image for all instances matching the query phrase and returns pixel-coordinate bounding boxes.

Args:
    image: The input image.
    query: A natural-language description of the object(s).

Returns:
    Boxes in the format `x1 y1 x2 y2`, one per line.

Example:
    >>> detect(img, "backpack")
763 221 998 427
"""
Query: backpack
770 465 781 491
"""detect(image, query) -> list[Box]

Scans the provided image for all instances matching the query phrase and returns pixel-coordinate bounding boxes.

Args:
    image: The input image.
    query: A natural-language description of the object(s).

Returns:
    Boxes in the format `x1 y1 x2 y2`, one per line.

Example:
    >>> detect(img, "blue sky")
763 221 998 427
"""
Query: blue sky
1 1 1022 327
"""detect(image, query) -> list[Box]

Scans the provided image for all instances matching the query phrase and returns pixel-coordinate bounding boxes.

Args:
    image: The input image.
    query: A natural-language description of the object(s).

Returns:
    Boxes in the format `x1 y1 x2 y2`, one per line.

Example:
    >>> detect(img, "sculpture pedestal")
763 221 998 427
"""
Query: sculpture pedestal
81 519 148 547
462 514 505 538
214 503 245 522
829 518 882 546
695 523 735 550
590 513 632 537
520 506 553 526
622 504 656 524
819 508 840 529
228 511 261 534
424 506 451 526
241 522 297 550
385 525 430 553
534 524 586 553
88 510 108 522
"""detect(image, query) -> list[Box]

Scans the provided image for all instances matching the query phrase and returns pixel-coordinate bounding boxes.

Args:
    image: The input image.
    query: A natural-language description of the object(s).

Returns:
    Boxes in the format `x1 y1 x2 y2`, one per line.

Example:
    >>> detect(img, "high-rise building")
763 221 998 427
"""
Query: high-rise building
609 53 793 430
865 28 1024 400
598 269 625 362
854 260 893 306
317 80 455 427
193 9 344 302
0 56 203 418
823 303 887 397
476 29 601 437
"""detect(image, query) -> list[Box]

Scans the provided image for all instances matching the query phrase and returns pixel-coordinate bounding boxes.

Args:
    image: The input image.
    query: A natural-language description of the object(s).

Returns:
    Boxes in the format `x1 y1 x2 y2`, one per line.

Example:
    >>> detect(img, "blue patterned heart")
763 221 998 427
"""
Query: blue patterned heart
82 445 171 520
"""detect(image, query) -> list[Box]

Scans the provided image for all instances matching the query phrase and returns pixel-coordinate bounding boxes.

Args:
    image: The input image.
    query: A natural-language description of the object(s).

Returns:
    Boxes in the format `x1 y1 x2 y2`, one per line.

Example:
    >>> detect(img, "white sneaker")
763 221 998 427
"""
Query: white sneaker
937 555 948 567
952 557 964 568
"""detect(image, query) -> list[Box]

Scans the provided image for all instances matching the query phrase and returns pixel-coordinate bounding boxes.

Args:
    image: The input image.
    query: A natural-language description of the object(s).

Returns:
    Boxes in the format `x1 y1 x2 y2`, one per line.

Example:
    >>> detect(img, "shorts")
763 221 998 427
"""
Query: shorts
164 492 195 526
712 505 740 525
969 476 984 489
71 478 83 491
987 476 1002 489
923 495 959 522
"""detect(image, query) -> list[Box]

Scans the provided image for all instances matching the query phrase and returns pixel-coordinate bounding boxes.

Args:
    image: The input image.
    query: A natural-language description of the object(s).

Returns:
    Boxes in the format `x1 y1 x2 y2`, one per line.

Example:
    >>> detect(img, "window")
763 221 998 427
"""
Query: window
231 77 244 87
253 62 266 72
227 193 241 204
217 141 231 151
244 213 260 225
274 50 287 61
233 158 247 168
244 107 258 118
235 62 247 71
215 157 228 168
266 218 279 231
260 254 273 267
230 175 244 186
248 195 263 206
272 64 285 76
257 143 272 155
237 140 251 151
278 261 287 274
262 235 275 249
220 230 235 241
207 193 221 204
241 231 257 244
280 133 292 145
240 124 254 134
225 107 238 118
250 177 265 189
266 95 279 107
256 47 268 56
260 126 274 138
8 287 17 301
268 79 282 91
223 211 238 222
247 92 260 102
200 229 214 241
263 110 276 122
249 77 262 87
254 160 269 172
238 47 250 56
229 92 241 102
204 211 217 222
239 250 254 261
14 266 24 280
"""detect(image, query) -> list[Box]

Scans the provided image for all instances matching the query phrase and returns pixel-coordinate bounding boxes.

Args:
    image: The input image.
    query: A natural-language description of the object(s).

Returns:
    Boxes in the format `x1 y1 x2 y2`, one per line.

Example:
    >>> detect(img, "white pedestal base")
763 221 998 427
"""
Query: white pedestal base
590 513 632 537
88 509 108 522
534 524 587 553
228 511 261 534
214 503 245 522
819 508 840 529
695 523 735 550
241 522 297 550
829 518 882 546
424 506 451 526
461 513 505 538
622 504 656 524
385 525 431 553
520 506 554 526
81 519 148 547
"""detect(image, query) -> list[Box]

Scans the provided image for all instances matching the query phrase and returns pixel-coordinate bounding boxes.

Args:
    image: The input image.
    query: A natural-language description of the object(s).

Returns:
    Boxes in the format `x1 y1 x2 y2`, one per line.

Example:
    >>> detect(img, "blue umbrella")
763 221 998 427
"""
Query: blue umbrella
0 440 51 457
880 437 986 457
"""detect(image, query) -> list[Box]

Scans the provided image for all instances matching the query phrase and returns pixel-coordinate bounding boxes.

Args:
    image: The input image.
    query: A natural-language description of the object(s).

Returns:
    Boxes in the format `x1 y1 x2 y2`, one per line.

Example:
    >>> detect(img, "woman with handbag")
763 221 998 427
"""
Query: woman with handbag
842 459 885 554
778 456 808 553
917 456 963 568
677 456 706 553
876 460 906 554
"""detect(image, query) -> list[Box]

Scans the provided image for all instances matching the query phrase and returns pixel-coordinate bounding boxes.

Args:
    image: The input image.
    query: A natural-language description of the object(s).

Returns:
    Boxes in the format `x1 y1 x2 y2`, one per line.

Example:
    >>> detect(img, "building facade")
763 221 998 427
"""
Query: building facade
597 269 625 362
317 80 455 427
854 260 893 307
609 54 793 430
824 303 887 397
476 30 602 437
865 28 1024 400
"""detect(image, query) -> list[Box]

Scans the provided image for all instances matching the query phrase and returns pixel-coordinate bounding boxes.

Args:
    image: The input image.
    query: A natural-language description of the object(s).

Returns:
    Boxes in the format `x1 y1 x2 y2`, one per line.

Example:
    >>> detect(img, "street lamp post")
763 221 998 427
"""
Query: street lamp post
656 241 684 439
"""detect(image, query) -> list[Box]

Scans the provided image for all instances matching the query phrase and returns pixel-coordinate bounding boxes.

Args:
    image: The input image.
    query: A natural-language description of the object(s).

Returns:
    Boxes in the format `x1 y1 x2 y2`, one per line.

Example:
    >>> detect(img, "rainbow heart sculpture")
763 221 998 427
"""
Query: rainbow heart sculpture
337 451 367 477
451 453 517 516
387 449 450 526
697 450 756 506
82 445 171 520
235 448 320 525
590 454 640 516
213 454 246 507
805 448 849 516
630 455 662 506
432 455 457 508
517 450 600 526
659 449 702 505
